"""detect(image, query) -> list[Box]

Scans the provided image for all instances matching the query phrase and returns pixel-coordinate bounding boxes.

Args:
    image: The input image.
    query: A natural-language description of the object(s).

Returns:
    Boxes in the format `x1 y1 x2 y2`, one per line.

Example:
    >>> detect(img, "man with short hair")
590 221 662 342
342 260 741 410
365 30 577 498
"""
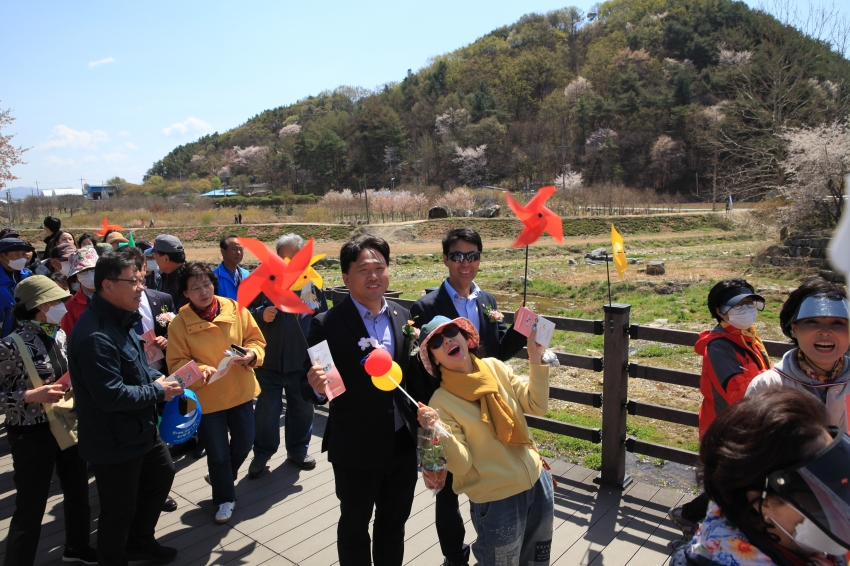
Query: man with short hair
302 235 427 566
144 234 187 310
410 226 525 566
0 238 34 338
69 251 184 565
248 233 327 478
213 234 249 300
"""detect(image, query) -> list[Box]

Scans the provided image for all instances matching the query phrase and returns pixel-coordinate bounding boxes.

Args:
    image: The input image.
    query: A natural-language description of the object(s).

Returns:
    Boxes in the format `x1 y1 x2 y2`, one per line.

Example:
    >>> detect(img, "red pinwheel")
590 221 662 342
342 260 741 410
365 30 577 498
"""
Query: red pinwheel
237 237 315 314
503 186 563 248
93 217 123 237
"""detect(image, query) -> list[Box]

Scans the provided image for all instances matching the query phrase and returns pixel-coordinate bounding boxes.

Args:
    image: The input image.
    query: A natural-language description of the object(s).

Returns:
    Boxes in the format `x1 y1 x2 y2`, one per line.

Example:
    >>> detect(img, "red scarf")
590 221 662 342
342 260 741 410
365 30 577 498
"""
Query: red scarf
190 296 219 322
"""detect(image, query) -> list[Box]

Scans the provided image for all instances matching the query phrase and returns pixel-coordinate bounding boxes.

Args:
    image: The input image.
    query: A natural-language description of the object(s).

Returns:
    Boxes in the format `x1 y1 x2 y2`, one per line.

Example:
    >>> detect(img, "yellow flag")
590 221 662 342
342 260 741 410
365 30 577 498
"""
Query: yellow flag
611 224 627 281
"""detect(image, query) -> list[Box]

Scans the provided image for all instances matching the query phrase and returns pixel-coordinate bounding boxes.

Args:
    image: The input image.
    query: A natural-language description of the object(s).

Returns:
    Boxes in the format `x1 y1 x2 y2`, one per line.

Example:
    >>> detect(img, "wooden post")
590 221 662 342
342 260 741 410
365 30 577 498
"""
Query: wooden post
596 303 633 489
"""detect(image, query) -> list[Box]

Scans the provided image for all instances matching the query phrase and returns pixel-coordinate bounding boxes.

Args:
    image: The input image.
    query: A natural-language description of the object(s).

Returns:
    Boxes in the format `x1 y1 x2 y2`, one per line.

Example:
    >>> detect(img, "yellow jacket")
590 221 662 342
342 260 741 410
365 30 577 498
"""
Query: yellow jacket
166 296 266 414
429 358 549 504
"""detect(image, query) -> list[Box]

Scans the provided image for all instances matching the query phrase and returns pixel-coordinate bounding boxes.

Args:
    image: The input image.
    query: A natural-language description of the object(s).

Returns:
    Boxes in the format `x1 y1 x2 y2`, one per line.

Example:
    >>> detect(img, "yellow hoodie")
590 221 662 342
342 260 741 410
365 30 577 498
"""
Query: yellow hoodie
167 296 266 414
429 357 549 504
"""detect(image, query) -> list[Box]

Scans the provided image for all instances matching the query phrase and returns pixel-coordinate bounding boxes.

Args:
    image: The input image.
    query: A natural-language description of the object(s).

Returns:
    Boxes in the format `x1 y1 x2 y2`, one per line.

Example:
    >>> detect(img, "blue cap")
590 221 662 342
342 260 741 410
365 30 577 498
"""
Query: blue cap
0 238 35 254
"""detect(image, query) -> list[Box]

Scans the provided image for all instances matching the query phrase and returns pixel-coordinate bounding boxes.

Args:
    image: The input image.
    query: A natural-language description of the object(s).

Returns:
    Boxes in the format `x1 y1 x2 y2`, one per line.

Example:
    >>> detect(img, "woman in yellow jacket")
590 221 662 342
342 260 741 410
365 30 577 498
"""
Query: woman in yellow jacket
167 262 266 524
416 316 554 566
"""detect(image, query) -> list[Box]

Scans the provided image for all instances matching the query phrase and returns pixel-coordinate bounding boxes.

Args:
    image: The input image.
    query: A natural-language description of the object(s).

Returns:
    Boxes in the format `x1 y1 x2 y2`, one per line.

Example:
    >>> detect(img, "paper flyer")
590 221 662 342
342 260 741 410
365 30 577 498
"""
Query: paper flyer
206 354 239 385
166 360 203 389
513 306 556 348
307 340 346 400
140 329 165 364
55 371 71 390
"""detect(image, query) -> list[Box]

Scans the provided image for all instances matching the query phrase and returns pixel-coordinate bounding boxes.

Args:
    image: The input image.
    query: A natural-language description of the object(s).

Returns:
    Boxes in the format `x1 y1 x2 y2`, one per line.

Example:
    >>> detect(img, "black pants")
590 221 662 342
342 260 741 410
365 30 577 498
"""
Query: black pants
332 428 418 566
681 491 711 522
435 471 468 563
90 440 175 566
4 425 91 566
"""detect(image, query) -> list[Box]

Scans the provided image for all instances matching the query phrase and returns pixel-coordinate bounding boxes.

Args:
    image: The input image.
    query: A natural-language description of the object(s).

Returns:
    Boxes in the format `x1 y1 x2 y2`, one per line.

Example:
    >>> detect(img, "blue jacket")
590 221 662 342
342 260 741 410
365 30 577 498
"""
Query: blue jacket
0 267 30 338
249 287 328 374
213 263 250 300
68 293 165 465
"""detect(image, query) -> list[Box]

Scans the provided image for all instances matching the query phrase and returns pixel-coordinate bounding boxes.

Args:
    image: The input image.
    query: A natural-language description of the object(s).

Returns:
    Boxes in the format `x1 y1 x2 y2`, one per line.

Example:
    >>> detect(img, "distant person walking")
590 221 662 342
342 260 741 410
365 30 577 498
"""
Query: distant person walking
238 213 242 224
234 215 238 225
149 219 155 228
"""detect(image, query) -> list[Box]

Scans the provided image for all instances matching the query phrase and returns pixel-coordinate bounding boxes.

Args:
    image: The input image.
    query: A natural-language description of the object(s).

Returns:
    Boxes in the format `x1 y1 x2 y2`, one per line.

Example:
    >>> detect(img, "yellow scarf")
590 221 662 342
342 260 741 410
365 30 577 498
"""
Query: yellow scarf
439 356 531 446
720 322 770 371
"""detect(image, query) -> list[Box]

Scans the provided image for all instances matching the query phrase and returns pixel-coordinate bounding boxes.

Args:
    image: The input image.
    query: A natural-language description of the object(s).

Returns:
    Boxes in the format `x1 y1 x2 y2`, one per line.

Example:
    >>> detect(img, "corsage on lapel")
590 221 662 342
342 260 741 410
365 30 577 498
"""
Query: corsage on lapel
402 319 420 356
483 304 503 323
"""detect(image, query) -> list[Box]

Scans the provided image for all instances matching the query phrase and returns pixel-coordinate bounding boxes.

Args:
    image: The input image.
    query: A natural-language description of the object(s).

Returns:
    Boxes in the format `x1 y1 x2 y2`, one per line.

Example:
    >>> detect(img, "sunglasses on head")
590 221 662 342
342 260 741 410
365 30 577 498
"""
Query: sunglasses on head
446 251 481 263
428 324 461 349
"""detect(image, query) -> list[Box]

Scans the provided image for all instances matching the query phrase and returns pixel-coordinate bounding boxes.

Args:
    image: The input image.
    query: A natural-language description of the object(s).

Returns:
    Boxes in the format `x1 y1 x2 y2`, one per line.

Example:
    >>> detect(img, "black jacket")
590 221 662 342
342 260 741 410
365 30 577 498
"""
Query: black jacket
145 266 187 311
68 294 165 465
410 283 525 361
300 295 426 470
250 289 328 374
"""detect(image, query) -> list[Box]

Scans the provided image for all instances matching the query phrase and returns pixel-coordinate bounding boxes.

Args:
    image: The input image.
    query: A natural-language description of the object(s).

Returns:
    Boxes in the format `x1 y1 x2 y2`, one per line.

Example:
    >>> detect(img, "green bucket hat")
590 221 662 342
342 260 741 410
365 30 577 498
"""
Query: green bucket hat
14 275 72 311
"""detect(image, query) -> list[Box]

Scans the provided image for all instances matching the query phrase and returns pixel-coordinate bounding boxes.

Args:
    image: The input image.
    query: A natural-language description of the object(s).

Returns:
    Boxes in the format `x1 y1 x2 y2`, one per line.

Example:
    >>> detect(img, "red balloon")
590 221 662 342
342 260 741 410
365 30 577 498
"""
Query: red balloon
364 348 392 377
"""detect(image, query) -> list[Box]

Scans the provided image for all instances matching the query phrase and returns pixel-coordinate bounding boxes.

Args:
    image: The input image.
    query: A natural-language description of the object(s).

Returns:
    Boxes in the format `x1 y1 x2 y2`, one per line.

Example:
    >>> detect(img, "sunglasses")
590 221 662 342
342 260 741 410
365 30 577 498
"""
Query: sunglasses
428 324 461 350
446 251 481 263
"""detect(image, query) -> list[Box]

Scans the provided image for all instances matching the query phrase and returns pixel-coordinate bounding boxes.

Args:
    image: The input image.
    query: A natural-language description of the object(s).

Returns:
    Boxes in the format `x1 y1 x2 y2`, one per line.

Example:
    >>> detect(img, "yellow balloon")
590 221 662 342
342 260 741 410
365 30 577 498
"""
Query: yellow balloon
372 361 403 391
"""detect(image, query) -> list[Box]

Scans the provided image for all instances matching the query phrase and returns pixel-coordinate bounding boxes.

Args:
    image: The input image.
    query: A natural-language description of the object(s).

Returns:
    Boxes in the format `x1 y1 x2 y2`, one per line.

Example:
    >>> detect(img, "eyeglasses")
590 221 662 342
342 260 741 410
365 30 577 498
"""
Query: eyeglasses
728 299 765 313
428 324 461 350
108 278 145 288
446 251 481 263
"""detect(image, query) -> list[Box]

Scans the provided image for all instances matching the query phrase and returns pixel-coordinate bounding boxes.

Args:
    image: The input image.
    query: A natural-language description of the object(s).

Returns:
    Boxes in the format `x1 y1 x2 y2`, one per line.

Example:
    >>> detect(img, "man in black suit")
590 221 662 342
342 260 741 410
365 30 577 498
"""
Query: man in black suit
409 226 525 566
302 235 427 566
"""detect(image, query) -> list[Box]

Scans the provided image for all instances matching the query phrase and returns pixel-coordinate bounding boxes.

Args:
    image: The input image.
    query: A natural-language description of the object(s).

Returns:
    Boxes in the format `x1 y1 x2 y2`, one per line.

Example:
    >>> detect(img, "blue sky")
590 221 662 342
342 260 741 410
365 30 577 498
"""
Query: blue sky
1 0 845 189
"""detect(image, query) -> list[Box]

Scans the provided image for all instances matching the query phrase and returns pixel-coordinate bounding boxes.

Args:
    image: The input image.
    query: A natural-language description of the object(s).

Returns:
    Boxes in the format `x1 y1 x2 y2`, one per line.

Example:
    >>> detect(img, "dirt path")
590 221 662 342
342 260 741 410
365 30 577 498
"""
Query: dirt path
183 229 736 262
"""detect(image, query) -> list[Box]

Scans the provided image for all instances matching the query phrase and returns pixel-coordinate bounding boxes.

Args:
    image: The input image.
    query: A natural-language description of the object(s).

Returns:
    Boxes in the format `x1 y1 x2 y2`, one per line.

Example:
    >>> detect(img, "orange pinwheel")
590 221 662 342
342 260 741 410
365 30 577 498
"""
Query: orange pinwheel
93 217 123 237
237 237 315 314
503 186 563 248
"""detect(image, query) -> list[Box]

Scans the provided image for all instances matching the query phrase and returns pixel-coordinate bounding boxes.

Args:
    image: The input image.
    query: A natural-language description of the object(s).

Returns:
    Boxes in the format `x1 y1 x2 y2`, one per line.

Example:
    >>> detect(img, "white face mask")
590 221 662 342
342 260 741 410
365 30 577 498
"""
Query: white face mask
76 271 95 290
726 308 758 330
146 260 158 274
69 282 80 292
7 257 27 271
768 503 849 556
44 303 67 325
59 262 70 276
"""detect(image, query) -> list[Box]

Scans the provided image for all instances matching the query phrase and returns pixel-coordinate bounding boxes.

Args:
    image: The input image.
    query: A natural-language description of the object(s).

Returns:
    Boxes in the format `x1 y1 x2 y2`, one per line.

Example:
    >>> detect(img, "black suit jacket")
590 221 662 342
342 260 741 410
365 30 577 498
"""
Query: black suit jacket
410 283 525 362
144 289 174 339
300 295 426 470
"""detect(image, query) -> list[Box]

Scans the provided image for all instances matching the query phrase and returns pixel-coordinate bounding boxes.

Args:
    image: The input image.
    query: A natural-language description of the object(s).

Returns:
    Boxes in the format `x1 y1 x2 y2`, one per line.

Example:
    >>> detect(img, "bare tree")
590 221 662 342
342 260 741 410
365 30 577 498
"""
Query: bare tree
0 102 29 191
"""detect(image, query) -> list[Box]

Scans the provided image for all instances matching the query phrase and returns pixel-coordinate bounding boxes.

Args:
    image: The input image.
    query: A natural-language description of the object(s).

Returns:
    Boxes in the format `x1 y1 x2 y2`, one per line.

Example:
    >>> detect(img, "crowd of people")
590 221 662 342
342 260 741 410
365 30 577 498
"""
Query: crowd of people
0 216 848 566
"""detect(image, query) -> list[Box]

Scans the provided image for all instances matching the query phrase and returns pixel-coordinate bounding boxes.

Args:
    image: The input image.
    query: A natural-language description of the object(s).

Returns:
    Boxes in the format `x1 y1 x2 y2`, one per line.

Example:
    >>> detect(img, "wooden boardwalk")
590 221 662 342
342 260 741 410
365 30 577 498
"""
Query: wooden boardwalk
0 404 691 565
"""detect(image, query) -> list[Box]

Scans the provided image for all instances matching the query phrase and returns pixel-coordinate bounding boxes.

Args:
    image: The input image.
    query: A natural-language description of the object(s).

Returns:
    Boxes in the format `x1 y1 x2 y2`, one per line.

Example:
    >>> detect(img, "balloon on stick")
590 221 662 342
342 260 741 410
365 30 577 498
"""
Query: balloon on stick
237 237 315 314
93 217 123 237
503 186 564 304
372 361 403 391
364 348 393 377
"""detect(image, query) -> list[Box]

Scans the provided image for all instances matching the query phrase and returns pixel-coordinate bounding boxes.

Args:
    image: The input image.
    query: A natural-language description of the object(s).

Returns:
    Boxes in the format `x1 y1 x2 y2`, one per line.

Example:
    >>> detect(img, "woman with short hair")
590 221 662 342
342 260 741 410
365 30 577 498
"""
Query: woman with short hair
673 387 850 565
166 261 266 524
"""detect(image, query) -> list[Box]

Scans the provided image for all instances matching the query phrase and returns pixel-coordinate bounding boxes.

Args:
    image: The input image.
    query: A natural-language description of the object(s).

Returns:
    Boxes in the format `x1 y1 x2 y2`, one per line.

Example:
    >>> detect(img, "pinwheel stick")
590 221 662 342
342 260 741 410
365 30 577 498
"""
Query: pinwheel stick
605 253 613 308
522 245 529 306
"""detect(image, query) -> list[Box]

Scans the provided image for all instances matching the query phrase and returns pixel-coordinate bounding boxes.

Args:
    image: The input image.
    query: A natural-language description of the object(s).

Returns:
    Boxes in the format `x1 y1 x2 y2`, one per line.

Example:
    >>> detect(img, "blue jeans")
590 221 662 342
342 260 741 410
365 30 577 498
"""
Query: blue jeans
198 400 254 505
469 469 554 566
253 367 314 459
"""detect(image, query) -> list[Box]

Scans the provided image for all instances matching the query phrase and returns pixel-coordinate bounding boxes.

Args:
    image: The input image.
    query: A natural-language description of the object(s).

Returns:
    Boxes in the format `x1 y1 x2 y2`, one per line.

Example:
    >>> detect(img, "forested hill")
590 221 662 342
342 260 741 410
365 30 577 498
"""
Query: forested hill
146 0 849 200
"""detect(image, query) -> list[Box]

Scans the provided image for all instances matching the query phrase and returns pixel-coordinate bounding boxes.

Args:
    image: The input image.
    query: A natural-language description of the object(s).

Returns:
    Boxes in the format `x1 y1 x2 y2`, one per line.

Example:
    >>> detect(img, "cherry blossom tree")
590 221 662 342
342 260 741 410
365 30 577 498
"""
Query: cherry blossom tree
452 145 488 187
434 188 475 216
779 120 850 229
0 102 28 191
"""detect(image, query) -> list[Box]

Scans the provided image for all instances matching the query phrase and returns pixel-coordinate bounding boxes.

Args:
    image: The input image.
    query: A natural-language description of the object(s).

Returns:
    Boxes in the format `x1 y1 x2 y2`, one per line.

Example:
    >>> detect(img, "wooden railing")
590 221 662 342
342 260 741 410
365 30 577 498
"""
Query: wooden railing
330 290 795 489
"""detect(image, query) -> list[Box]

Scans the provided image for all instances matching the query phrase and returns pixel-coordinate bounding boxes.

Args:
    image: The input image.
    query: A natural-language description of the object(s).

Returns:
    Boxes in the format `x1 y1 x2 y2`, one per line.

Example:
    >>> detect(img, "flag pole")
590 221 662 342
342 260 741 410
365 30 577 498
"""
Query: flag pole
522 245 529 306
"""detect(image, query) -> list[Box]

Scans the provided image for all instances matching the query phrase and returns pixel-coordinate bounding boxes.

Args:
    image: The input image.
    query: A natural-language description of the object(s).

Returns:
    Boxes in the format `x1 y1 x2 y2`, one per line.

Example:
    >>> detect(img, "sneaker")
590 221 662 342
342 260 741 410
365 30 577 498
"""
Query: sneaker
248 456 269 479
125 541 178 563
215 501 235 523
668 505 698 539
62 546 98 564
287 453 316 470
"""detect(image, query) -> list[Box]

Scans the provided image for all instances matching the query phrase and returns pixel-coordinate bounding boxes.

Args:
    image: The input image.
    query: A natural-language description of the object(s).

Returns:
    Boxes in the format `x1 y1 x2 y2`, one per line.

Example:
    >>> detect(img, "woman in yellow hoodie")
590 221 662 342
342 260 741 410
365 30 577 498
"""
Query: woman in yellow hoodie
167 262 265 524
416 315 553 566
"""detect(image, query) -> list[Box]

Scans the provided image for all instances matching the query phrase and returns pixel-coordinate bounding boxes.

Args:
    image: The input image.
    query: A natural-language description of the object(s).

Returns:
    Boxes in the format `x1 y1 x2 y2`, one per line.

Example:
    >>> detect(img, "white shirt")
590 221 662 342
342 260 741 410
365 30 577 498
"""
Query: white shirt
138 291 155 334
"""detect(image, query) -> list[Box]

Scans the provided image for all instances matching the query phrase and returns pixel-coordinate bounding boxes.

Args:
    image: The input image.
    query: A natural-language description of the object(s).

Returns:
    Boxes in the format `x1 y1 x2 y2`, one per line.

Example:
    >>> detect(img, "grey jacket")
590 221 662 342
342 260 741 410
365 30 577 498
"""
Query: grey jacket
747 348 850 429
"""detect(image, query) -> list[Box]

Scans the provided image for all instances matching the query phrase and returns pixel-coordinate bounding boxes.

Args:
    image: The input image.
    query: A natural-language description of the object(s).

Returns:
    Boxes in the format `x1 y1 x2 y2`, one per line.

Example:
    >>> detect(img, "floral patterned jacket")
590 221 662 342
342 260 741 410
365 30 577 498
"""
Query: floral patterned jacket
0 321 67 428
